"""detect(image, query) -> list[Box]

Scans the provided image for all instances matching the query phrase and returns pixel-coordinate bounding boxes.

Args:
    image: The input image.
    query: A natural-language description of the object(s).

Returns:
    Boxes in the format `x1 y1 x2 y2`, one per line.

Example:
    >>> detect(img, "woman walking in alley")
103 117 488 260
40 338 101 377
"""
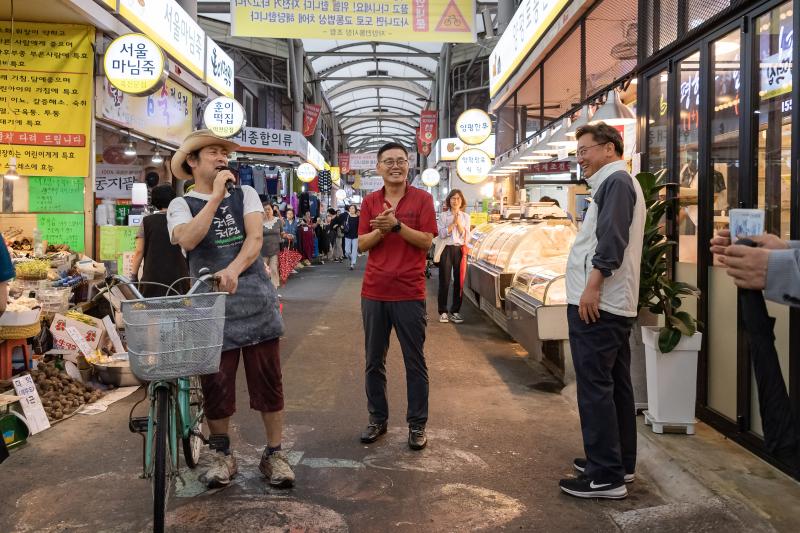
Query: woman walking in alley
436 189 470 323
343 204 360 270
262 202 283 290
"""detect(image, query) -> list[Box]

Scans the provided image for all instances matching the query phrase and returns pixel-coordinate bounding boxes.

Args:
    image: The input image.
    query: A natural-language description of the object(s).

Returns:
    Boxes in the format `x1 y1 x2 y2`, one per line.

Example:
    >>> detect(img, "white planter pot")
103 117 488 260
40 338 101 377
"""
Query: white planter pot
641 326 702 428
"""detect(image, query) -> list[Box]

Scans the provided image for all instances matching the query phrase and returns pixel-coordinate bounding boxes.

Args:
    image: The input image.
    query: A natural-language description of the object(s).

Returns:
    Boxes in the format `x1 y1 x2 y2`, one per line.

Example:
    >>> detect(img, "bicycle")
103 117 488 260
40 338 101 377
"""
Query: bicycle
90 271 225 533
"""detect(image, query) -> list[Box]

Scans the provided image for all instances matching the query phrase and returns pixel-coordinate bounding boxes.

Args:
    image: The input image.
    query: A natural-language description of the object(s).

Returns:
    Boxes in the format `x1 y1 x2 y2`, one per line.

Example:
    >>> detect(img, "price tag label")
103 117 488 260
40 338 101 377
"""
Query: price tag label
67 326 94 357
12 374 51 434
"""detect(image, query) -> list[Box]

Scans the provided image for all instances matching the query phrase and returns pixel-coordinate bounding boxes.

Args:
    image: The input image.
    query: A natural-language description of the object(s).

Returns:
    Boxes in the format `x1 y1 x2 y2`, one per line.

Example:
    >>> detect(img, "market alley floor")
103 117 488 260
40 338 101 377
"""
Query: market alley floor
1 261 799 532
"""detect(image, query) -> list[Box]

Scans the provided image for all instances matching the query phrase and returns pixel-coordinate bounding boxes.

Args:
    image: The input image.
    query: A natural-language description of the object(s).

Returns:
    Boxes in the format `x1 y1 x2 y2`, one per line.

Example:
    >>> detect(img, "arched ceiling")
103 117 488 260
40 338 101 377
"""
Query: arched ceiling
197 1 495 154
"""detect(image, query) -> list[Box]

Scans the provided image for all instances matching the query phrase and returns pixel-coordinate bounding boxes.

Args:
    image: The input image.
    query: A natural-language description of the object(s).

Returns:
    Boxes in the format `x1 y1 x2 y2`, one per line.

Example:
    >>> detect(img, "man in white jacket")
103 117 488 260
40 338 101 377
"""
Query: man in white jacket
559 123 645 500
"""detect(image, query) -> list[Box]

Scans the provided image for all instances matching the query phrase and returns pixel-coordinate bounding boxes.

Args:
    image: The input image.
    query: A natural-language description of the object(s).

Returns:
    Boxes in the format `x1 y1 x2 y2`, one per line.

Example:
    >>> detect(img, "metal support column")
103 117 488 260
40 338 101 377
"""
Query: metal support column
497 0 515 34
176 0 197 20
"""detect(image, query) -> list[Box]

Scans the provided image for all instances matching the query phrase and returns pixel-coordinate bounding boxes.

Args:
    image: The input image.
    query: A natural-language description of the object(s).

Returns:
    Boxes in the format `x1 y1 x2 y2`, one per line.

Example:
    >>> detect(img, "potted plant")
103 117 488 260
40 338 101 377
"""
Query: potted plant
635 172 702 433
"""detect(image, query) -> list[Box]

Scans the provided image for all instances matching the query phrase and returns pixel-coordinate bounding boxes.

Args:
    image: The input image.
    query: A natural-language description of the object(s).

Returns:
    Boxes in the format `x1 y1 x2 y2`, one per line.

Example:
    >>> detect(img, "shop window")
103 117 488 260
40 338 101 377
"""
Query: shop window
676 50 700 265
542 29 581 118
645 71 669 178
706 29 741 422
584 0 638 95
752 1 793 435
688 0 730 31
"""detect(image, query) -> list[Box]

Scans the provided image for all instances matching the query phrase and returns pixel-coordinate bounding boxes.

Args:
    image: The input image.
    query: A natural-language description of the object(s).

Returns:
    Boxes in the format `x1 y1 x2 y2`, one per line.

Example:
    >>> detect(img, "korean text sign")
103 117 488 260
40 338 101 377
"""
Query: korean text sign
231 0 476 44
0 22 93 177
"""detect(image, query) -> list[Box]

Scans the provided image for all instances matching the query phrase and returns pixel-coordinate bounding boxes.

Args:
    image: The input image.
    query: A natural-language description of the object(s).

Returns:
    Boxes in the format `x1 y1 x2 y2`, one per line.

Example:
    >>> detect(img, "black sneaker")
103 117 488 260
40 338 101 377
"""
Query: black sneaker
559 476 627 499
408 425 427 450
573 458 635 483
360 422 387 443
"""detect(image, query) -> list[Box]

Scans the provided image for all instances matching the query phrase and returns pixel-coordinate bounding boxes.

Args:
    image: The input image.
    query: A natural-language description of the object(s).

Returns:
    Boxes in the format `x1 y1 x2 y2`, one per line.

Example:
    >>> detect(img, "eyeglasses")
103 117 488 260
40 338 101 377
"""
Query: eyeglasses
576 143 608 158
380 158 409 167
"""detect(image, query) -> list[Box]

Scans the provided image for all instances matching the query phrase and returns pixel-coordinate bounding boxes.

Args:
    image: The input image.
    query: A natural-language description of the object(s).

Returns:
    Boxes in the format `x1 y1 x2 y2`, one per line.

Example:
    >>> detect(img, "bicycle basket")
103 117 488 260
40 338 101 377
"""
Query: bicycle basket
121 292 226 381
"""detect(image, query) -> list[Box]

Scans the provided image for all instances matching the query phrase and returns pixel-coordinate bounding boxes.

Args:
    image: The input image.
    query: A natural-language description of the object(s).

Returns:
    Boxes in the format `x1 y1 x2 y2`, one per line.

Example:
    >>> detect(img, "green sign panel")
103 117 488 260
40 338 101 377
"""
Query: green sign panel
99 225 139 261
28 176 84 212
37 214 84 253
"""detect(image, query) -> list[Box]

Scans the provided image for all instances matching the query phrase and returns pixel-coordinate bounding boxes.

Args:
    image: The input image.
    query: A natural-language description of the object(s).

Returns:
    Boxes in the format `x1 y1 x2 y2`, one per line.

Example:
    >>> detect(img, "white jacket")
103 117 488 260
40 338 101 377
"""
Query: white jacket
566 160 645 318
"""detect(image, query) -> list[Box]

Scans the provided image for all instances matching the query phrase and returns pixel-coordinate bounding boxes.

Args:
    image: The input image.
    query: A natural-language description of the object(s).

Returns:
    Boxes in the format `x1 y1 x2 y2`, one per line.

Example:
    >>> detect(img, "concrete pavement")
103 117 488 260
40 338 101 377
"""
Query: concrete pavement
1 261 798 532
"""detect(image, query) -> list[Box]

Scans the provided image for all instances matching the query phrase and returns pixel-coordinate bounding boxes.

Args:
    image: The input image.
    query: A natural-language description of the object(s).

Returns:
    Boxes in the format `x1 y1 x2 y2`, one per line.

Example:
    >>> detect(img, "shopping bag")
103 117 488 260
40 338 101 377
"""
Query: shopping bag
278 248 302 283
460 245 468 295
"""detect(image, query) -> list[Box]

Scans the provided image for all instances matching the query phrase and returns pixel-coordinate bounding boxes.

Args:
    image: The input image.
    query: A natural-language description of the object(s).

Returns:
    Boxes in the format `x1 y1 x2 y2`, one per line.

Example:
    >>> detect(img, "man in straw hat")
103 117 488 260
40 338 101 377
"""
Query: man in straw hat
167 129 294 489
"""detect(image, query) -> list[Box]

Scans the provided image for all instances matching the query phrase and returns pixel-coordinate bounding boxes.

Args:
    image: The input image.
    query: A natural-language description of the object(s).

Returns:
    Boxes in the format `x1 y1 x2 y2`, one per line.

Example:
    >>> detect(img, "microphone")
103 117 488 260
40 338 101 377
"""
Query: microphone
216 165 237 192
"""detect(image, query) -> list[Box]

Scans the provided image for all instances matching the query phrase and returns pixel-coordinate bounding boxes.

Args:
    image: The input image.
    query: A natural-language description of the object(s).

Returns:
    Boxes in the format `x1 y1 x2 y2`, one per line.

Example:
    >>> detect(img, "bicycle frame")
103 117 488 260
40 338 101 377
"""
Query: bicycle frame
141 377 204 478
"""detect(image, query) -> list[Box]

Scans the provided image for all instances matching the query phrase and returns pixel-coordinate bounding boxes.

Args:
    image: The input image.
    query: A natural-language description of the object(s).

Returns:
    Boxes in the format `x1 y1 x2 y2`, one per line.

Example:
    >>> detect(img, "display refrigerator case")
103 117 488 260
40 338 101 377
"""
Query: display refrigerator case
505 263 572 381
466 219 576 310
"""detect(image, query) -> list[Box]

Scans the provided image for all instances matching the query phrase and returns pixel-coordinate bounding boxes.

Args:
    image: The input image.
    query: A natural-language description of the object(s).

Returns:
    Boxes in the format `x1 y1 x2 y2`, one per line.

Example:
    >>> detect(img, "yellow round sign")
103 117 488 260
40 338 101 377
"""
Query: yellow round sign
297 163 317 183
456 148 492 184
104 33 167 96
456 109 492 145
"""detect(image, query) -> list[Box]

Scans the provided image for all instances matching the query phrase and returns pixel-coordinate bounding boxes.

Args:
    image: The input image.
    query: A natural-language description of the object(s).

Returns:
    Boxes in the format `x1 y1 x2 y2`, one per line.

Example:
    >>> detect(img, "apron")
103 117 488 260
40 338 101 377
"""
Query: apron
184 189 284 351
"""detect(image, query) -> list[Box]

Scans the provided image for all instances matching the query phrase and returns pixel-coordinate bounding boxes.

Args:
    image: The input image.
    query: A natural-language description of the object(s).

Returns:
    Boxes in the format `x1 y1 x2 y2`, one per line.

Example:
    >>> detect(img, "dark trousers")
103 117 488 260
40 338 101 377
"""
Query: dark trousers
567 304 636 483
437 245 463 314
362 298 429 427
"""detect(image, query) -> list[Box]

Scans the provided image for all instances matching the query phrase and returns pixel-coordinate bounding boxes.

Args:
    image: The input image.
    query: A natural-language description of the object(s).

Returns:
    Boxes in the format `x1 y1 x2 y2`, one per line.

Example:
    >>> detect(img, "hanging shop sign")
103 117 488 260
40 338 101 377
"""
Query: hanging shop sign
760 21 793 100
28 176 84 212
231 0 476 44
529 161 571 173
118 0 205 77
331 166 341 185
95 164 142 199
203 97 245 138
0 22 93 177
339 153 351 174
98 77 193 147
104 33 167 96
297 163 317 183
421 168 441 187
205 37 235 98
435 135 496 163
350 153 378 170
456 109 492 145
306 142 326 170
359 175 386 191
236 127 305 156
303 104 322 137
456 148 492 184
489 0 570 97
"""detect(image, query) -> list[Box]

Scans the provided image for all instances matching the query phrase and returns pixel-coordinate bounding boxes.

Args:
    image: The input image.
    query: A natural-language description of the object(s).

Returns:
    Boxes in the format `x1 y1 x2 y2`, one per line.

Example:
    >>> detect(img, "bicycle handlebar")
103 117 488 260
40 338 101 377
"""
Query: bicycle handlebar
103 268 219 302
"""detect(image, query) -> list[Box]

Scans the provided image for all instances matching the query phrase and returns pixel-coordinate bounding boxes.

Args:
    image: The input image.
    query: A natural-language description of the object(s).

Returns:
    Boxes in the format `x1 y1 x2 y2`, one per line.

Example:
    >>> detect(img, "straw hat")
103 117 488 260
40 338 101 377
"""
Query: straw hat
170 129 239 181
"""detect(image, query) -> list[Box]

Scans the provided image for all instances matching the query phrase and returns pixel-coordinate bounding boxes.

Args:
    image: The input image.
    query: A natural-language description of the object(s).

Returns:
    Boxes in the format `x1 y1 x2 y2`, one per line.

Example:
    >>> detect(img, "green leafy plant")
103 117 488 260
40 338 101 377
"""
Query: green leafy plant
636 172 701 353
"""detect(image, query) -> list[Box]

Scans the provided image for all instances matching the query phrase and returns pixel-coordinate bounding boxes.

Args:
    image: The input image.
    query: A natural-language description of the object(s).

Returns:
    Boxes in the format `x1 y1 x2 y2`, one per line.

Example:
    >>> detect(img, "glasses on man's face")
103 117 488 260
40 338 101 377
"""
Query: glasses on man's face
576 143 607 159
380 158 409 168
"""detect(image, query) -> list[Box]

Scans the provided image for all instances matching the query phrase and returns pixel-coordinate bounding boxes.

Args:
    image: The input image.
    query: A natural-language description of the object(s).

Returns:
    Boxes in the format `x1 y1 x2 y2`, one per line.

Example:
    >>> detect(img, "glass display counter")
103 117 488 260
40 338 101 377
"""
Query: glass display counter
466 220 576 310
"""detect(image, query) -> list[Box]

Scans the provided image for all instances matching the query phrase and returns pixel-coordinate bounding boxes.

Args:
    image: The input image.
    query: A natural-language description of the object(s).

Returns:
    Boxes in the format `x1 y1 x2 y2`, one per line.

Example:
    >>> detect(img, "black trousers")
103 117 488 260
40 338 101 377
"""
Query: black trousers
362 298 429 427
437 245 463 314
567 304 636 483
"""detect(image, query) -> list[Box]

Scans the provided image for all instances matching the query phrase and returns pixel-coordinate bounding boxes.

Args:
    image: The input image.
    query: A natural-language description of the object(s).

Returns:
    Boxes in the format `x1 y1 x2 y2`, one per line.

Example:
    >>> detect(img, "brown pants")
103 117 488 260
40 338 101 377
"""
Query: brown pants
200 338 284 420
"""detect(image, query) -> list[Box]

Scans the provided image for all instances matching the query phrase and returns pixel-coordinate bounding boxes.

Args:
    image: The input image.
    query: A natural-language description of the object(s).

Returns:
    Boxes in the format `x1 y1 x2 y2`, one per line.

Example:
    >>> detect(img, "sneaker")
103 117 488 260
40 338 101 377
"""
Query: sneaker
198 450 238 489
448 313 464 324
408 425 427 450
439 313 449 323
349 265 354 270
259 449 295 488
573 458 635 483
559 476 627 499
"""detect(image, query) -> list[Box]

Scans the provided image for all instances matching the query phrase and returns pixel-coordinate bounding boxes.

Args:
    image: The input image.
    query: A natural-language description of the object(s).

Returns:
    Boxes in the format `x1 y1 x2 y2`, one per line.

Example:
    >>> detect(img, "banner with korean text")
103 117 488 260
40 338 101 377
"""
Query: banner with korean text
303 104 322 137
339 153 351 174
0 22 94 177
231 0 476 43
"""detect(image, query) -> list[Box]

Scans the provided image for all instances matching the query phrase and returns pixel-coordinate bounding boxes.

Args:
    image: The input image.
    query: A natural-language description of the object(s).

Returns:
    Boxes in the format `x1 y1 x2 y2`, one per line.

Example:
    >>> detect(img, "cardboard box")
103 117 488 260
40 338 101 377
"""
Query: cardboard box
49 313 105 352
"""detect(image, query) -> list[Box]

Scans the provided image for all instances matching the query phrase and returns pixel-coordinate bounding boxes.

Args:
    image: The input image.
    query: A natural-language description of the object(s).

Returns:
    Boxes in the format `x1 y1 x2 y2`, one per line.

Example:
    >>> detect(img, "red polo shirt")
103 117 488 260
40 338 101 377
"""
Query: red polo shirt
358 184 438 301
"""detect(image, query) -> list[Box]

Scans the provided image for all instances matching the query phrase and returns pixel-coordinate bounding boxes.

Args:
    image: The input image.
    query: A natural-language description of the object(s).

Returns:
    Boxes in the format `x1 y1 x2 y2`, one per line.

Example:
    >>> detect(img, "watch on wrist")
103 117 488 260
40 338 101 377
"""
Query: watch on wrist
391 221 402 233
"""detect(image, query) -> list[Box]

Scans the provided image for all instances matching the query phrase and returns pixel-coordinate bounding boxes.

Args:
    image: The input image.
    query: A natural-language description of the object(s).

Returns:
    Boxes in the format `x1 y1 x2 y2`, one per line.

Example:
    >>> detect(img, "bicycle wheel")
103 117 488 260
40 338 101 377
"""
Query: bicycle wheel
153 386 170 533
181 376 205 468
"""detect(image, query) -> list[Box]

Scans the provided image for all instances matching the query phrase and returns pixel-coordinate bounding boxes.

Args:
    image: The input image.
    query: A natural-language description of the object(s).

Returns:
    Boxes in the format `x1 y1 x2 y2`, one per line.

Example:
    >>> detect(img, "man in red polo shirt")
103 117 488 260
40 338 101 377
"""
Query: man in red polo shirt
357 142 438 450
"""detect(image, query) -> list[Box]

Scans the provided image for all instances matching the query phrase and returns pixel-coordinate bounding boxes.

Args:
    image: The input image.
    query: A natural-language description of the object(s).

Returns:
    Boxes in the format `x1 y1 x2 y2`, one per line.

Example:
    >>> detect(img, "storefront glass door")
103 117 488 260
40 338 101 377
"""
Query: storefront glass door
750 1 793 436
675 50 701 324
707 30 742 422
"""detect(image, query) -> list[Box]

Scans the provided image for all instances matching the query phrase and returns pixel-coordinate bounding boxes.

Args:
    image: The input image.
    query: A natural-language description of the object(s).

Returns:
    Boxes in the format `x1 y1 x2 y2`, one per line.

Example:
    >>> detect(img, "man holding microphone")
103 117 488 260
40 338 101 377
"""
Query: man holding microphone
167 130 294 489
